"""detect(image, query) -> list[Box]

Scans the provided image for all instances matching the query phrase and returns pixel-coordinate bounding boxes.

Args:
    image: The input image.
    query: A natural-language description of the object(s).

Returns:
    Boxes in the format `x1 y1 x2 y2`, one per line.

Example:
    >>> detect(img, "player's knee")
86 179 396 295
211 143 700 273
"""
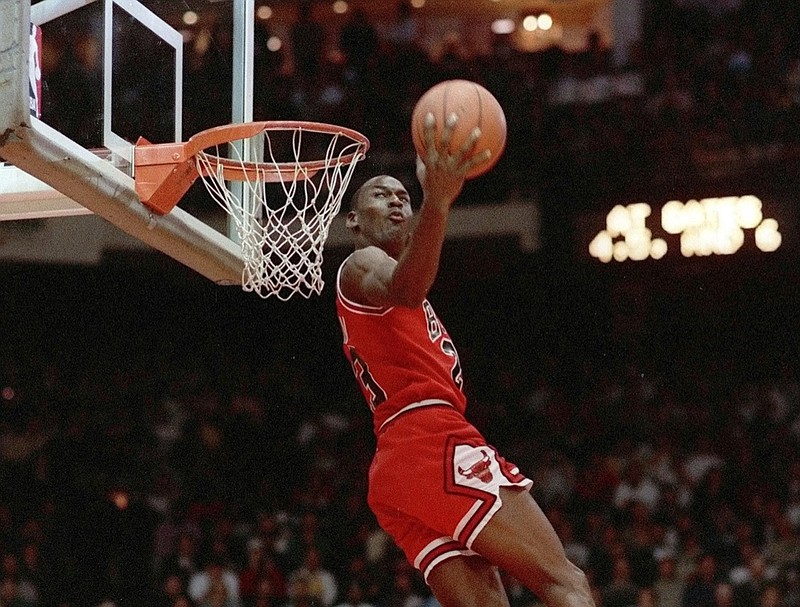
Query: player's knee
428 557 511 607
570 564 592 595
430 578 510 607
553 563 594 606
463 580 511 607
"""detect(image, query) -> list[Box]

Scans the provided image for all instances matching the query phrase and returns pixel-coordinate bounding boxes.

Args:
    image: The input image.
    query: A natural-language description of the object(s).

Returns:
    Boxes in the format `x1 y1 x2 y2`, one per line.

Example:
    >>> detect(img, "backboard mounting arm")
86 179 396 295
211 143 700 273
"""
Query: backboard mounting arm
1 120 245 285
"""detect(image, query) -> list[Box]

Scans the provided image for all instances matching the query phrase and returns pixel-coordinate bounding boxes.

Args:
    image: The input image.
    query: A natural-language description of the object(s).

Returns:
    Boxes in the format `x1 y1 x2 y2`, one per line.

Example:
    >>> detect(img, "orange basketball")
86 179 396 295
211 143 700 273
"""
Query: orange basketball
411 79 507 179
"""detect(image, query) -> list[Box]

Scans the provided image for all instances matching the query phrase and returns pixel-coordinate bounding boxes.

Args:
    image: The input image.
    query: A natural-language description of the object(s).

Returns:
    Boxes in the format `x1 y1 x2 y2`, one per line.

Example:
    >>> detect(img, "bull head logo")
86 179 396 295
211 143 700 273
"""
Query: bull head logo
458 450 493 483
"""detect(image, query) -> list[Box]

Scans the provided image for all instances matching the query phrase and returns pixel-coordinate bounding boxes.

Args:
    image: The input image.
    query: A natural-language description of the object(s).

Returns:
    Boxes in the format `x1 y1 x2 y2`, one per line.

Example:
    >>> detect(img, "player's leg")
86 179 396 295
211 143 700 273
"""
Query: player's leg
427 554 510 607
471 487 594 607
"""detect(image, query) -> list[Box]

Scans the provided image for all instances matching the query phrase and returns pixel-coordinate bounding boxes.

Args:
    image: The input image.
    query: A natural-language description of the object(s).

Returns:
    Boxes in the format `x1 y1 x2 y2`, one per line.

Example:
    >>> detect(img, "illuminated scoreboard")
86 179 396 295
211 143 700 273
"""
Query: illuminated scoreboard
588 195 782 263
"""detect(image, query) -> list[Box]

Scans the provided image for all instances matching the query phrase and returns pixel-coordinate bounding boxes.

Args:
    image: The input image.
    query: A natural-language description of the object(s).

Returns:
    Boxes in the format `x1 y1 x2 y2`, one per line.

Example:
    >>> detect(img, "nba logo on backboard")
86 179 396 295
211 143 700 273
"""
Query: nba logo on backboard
29 24 42 118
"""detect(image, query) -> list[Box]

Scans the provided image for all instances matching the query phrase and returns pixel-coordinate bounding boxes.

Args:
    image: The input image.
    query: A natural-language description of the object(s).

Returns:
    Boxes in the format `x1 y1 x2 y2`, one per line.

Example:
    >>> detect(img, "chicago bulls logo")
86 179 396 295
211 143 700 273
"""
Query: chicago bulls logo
458 450 493 483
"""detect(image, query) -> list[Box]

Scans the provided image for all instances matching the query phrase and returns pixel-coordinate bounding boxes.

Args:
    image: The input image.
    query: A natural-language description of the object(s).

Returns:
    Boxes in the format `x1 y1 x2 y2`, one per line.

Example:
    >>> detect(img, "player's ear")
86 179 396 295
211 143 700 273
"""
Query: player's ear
345 210 359 231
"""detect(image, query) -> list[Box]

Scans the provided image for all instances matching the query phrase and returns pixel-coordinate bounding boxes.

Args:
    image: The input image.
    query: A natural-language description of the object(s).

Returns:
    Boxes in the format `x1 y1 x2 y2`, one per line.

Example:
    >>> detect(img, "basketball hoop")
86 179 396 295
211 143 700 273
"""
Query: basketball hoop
134 121 369 299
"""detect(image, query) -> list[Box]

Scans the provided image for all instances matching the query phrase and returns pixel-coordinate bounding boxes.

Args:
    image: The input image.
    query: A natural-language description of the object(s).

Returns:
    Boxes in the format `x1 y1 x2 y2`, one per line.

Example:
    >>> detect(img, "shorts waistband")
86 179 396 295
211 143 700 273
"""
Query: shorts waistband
377 399 455 434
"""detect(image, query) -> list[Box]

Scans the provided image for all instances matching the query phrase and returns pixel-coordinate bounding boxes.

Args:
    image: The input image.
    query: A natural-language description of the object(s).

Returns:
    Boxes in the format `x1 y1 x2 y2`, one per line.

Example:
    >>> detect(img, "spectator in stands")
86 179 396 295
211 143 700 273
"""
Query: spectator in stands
712 582 734 607
614 458 662 513
333 579 375 607
381 565 424 607
652 552 685 607
339 8 378 77
160 531 202 588
556 519 590 573
602 556 639 607
156 573 187 607
238 538 265 606
780 566 800 607
287 547 338 607
187 555 241 607
682 554 721 607
254 554 288 604
758 583 783 607
0 576 35 607
762 513 800 577
729 553 774 607
290 0 325 82
17 543 46 606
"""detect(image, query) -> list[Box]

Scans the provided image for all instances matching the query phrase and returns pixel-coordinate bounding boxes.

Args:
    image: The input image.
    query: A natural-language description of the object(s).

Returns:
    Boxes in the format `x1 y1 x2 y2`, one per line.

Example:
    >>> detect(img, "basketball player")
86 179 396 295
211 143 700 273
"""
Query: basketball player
335 112 595 607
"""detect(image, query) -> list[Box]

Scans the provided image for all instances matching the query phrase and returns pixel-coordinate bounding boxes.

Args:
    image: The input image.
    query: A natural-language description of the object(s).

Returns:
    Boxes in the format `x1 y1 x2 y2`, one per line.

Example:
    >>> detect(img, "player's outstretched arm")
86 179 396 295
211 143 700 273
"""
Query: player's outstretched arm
380 114 490 307
341 114 489 309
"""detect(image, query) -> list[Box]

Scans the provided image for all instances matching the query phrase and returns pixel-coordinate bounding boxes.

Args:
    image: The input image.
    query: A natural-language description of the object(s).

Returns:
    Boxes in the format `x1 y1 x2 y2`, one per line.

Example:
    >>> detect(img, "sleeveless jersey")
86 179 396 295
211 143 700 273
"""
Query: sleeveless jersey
336 255 467 435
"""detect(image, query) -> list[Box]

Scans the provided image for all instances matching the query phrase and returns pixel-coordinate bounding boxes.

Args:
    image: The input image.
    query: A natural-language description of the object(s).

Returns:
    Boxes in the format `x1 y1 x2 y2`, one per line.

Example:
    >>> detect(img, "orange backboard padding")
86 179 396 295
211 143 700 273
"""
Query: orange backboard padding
134 138 197 215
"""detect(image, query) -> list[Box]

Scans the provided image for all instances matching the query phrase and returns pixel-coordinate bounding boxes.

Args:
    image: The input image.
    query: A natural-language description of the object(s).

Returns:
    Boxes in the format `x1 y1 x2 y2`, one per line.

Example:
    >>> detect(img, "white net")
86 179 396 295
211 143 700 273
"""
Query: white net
195 124 367 300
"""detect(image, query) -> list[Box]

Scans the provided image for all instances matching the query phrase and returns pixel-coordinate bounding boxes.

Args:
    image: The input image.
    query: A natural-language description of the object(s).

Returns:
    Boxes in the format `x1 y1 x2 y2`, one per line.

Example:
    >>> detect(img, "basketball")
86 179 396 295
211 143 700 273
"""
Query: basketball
411 79 507 179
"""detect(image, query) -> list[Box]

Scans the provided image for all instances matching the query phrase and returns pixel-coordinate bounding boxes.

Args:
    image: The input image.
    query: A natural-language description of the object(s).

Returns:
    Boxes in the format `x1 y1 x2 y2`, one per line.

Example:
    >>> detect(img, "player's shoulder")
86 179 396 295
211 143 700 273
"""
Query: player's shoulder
343 245 392 273
339 246 394 307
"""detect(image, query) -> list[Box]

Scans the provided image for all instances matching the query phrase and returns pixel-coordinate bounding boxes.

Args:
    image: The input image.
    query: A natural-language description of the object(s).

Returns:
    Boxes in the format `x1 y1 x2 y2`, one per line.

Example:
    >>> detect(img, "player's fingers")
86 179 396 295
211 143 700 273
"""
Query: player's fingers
463 149 492 173
452 126 481 164
439 113 458 151
423 112 437 153
423 112 439 164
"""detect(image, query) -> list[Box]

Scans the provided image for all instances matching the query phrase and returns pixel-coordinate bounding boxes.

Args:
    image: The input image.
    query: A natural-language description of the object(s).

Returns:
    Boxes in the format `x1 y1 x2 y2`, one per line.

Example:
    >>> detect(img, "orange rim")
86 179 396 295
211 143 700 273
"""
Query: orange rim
188 120 370 181
134 121 369 214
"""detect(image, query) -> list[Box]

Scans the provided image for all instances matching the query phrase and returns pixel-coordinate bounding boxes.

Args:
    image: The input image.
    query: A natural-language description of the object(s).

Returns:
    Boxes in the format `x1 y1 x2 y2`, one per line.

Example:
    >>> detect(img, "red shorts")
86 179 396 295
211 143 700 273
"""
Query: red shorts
367 404 533 582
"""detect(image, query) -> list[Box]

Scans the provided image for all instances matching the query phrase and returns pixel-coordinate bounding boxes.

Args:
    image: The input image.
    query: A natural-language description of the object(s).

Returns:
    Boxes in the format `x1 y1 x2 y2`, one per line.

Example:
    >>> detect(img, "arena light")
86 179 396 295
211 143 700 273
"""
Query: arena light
267 36 282 52
256 5 273 20
109 489 129 510
538 13 553 30
612 241 628 262
491 18 516 35
522 15 538 31
182 10 198 25
332 0 349 14
410 0 426 7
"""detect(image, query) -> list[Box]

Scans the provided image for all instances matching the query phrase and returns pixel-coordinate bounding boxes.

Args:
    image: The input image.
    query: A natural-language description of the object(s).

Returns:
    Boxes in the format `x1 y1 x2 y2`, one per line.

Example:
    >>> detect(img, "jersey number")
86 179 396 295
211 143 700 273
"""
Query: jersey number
348 346 387 411
441 338 463 390
424 301 463 391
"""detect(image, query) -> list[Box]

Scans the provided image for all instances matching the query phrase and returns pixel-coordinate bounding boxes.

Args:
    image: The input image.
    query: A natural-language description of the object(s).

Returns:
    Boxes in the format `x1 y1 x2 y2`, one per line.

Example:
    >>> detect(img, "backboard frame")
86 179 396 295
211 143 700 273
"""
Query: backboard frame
101 0 183 167
0 0 244 285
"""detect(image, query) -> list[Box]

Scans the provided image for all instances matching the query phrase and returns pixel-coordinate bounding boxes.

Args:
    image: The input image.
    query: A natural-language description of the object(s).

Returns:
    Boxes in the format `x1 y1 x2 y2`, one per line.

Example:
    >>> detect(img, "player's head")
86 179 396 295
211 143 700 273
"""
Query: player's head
346 175 413 257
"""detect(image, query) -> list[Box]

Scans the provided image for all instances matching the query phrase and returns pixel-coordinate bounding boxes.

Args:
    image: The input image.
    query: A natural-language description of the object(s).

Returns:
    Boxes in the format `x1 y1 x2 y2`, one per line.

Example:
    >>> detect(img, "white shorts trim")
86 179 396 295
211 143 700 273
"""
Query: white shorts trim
414 537 479 583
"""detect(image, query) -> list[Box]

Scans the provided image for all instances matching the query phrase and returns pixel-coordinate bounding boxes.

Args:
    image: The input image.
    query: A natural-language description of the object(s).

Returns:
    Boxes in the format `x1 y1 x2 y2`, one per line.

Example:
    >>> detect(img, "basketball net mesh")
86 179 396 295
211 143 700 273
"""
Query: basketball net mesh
195 127 366 300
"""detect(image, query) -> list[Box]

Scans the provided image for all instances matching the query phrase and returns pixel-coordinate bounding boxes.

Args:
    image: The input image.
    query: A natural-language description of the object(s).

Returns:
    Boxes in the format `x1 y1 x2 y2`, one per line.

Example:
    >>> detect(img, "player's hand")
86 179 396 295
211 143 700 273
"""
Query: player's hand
417 112 490 209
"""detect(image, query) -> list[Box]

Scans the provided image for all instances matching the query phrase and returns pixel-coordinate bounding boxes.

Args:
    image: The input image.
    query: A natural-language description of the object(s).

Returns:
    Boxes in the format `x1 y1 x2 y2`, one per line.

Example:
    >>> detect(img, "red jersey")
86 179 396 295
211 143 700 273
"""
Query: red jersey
336 255 467 435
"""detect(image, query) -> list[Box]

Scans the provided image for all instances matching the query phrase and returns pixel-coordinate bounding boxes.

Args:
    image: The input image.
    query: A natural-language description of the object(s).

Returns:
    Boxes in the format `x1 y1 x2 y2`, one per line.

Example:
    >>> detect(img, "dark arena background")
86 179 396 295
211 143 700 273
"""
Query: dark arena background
1 1 800 606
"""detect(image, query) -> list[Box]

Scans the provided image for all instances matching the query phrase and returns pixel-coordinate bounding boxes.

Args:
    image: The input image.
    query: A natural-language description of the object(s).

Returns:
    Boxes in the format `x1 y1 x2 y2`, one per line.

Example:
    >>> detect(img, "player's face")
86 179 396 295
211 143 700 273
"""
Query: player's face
349 176 413 255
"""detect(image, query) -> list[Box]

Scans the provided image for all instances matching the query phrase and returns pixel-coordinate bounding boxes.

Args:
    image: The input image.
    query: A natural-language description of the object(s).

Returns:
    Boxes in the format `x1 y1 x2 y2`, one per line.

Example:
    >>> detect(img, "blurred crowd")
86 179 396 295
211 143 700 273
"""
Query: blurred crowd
5 0 800 606
0 258 798 607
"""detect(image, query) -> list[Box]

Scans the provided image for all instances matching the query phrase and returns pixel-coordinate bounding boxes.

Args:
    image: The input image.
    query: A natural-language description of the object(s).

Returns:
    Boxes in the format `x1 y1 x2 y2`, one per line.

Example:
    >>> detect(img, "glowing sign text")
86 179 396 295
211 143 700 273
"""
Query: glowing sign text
589 196 781 263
